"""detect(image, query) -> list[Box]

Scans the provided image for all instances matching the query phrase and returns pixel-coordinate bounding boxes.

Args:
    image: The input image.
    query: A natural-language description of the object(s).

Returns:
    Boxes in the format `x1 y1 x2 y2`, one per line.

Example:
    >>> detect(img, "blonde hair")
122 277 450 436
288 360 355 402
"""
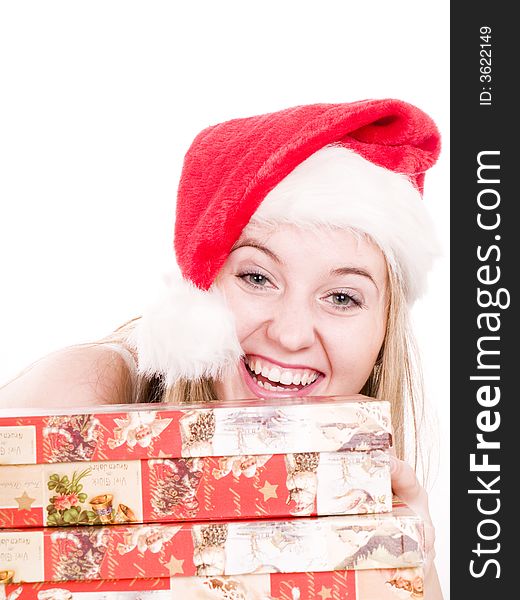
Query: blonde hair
361 267 426 471
106 262 427 471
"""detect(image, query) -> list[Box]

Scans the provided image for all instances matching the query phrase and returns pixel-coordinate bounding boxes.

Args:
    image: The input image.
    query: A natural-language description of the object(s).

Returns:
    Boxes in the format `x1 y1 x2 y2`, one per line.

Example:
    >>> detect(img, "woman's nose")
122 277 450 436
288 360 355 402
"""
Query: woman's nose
265 297 317 351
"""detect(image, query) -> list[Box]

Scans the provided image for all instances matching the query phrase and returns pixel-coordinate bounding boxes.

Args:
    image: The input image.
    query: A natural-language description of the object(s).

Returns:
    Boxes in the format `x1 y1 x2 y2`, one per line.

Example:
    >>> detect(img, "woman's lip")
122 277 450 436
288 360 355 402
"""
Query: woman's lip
245 353 323 373
238 358 324 399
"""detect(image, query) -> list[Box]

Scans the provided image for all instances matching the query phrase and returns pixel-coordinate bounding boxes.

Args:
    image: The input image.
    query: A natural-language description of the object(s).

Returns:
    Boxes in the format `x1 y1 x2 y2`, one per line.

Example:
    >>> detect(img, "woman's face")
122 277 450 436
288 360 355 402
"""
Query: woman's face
213 222 388 401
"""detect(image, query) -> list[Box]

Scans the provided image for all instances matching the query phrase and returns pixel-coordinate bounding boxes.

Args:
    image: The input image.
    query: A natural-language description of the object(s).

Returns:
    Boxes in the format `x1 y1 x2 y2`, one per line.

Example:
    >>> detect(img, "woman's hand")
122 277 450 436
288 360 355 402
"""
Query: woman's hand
390 452 444 599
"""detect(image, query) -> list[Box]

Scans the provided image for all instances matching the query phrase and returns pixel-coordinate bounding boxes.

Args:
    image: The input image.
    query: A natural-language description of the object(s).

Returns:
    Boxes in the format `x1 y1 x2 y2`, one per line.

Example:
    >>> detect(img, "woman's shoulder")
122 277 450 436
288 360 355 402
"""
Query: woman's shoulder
0 343 137 409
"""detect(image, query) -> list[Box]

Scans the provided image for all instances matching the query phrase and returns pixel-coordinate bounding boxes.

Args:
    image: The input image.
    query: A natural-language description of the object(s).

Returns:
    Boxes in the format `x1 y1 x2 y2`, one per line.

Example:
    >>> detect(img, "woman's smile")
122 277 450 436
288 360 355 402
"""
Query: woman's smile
239 354 325 398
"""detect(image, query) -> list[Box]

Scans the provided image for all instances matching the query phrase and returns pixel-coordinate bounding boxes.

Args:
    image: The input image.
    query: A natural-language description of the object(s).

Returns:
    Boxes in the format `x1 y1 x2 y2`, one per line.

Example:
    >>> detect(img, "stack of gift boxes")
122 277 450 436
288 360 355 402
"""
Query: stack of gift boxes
0 396 425 599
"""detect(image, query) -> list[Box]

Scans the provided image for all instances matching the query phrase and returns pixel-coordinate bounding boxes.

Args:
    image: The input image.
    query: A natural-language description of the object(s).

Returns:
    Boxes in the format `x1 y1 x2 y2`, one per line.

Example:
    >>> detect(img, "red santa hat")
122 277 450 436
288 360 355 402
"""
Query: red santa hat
130 99 441 386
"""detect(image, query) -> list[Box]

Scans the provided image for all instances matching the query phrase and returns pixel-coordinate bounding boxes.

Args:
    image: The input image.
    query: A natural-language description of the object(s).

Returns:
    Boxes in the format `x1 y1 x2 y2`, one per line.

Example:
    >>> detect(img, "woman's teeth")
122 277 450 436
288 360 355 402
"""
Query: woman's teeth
254 378 299 392
244 356 320 391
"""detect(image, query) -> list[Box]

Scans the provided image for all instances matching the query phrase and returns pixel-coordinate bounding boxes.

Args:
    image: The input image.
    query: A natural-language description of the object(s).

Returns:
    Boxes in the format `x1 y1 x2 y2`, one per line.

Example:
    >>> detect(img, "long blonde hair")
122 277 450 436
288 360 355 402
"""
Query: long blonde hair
362 267 426 471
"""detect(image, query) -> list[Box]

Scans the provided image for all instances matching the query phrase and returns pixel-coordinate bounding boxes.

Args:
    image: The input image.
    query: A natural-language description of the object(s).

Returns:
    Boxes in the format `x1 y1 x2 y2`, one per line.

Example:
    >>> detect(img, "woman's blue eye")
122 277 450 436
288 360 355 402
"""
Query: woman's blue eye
248 274 267 285
238 272 270 288
332 293 352 306
325 290 363 311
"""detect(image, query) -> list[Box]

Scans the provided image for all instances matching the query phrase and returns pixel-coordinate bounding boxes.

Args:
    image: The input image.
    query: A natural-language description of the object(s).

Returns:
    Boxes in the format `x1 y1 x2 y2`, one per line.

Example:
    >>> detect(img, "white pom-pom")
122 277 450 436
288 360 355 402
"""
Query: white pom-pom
128 274 243 386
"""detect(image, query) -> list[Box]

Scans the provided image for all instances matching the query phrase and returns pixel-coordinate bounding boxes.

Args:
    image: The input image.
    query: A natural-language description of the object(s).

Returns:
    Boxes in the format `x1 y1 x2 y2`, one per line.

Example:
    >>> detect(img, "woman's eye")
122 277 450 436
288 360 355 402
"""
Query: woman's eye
332 293 352 306
324 291 363 311
237 272 271 288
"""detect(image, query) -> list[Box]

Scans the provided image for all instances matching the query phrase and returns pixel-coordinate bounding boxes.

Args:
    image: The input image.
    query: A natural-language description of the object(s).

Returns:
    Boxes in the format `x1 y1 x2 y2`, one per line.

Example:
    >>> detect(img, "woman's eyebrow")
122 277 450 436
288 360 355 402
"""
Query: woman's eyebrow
330 266 378 289
230 239 282 265
231 243 378 290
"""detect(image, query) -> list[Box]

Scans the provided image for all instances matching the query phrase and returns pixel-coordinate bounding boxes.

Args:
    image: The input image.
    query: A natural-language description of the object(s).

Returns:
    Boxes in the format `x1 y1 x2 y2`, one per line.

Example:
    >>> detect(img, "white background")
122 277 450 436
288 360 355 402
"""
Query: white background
0 1 450 595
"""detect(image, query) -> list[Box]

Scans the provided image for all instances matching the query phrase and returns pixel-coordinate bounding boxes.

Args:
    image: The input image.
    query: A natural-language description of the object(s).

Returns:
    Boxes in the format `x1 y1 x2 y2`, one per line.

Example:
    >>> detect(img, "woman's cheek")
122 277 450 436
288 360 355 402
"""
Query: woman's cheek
327 319 382 389
232 298 273 342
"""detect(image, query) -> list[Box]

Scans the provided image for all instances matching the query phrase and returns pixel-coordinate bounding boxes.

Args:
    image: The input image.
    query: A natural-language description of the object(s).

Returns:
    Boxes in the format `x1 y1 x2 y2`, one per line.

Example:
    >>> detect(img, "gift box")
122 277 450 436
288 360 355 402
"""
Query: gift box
0 568 425 599
0 396 391 465
0 448 391 528
0 503 423 584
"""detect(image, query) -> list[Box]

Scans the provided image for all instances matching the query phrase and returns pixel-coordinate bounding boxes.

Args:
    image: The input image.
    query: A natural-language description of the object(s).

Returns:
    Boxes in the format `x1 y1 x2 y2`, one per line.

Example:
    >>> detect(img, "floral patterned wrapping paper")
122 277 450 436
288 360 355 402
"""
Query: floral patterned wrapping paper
0 396 391 466
0 449 391 528
0 503 424 584
0 568 425 599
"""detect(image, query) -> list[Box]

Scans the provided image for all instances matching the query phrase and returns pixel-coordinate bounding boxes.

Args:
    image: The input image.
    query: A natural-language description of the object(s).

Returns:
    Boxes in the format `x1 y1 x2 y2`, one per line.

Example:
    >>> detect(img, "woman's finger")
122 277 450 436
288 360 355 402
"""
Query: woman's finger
390 455 427 510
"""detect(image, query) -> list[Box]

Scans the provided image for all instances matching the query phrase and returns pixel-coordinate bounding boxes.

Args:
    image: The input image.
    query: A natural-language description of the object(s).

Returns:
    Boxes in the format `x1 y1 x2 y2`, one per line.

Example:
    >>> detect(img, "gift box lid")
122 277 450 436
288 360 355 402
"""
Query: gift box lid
0 395 391 465
0 503 424 584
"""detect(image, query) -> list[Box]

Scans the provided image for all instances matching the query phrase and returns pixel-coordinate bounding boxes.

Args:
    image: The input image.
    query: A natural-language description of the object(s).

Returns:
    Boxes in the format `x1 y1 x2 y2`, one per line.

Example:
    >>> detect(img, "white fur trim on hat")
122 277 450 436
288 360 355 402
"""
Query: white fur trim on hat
128 273 243 386
252 145 439 302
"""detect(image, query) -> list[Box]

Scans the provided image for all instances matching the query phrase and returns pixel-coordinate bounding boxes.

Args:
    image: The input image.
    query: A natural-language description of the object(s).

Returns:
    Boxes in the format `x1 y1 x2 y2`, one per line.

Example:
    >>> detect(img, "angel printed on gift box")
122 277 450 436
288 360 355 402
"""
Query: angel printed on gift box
212 454 272 480
192 524 228 576
107 411 172 450
203 577 249 600
202 575 278 600
386 568 424 598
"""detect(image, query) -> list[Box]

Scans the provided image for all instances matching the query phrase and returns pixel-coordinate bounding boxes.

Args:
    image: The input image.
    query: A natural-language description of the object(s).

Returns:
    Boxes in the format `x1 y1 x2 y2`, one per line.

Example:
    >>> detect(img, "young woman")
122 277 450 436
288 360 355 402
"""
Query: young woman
0 99 443 598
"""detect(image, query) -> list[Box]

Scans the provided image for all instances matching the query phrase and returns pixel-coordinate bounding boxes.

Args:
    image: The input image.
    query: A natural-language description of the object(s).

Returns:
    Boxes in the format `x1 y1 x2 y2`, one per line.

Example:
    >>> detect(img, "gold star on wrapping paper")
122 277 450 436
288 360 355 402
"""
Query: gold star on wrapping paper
317 585 332 600
164 555 185 576
259 480 278 501
15 491 36 511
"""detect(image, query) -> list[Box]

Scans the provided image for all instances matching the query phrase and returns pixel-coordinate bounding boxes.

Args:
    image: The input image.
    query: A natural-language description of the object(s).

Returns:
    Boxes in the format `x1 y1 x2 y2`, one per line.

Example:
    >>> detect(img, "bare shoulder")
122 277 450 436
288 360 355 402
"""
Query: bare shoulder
0 344 136 409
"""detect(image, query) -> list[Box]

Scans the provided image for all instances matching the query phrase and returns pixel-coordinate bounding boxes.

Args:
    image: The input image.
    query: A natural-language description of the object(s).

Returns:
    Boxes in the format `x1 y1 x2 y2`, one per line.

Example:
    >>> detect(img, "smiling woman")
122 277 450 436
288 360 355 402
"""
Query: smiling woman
127 132 436 468
0 99 443 597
